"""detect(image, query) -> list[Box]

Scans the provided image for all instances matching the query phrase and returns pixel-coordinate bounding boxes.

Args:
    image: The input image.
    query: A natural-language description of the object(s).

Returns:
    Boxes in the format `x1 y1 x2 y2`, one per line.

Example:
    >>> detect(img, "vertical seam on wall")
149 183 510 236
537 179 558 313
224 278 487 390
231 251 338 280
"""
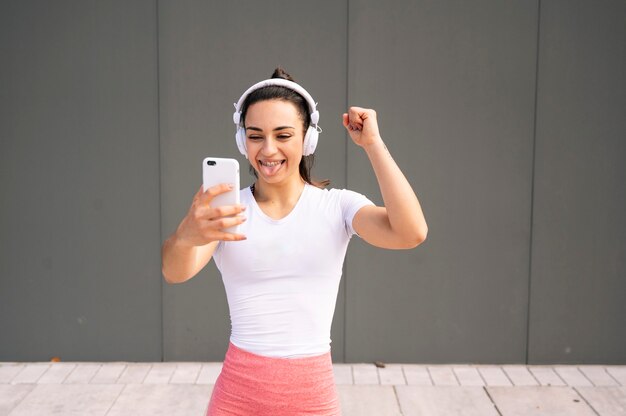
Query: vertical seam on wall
526 0 542 365
343 0 350 363
155 0 164 363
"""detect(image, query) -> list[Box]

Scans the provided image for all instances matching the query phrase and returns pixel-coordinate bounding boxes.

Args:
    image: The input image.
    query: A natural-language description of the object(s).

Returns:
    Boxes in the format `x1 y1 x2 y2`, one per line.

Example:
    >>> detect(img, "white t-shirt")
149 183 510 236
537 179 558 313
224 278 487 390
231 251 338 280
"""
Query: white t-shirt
213 183 374 358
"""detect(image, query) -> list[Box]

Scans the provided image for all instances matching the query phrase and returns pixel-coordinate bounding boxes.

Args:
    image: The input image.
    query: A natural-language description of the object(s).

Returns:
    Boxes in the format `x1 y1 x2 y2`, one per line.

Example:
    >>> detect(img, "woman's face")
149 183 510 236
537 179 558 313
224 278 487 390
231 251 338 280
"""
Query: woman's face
244 99 305 186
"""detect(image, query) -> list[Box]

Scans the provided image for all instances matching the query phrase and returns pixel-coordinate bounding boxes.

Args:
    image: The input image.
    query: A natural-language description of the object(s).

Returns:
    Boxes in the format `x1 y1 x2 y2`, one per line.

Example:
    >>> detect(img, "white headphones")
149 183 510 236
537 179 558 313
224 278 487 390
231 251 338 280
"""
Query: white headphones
232 78 321 159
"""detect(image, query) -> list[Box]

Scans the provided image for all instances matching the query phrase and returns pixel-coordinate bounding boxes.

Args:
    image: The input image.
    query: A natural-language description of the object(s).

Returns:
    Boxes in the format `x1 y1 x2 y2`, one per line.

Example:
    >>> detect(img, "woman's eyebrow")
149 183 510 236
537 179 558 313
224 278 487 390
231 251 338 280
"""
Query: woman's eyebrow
245 126 295 131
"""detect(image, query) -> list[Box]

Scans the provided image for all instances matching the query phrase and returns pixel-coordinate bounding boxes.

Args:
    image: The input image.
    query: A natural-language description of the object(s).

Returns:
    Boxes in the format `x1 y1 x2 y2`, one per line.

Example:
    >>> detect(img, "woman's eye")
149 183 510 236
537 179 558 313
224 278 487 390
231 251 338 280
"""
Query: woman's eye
278 134 291 139
248 136 263 140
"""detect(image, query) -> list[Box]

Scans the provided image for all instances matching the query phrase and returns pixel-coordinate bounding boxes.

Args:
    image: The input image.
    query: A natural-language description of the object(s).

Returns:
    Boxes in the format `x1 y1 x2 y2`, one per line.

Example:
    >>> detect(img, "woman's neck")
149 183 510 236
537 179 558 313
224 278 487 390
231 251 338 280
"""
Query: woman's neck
252 177 306 207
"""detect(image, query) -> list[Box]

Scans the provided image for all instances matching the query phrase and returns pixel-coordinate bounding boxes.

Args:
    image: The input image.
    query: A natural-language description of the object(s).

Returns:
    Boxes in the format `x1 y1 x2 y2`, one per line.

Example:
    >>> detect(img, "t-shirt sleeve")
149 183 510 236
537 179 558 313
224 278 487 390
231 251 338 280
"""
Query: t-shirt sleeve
338 189 375 237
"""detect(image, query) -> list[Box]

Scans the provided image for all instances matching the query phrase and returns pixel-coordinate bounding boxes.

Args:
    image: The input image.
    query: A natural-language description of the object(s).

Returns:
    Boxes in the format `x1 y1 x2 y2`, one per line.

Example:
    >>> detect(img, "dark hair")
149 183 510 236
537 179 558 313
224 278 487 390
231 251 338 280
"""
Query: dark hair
241 67 329 188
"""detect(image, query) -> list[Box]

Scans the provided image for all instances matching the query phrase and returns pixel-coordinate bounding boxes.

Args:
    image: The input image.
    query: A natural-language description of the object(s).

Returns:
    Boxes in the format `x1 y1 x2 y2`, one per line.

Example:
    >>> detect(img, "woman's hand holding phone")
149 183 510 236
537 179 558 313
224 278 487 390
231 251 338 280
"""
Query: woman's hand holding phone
175 184 247 246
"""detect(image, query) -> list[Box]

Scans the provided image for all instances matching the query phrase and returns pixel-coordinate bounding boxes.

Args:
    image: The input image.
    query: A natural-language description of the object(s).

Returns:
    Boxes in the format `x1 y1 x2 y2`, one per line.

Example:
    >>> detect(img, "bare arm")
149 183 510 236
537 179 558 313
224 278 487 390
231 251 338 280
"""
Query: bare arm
161 237 218 284
161 184 246 284
343 108 428 249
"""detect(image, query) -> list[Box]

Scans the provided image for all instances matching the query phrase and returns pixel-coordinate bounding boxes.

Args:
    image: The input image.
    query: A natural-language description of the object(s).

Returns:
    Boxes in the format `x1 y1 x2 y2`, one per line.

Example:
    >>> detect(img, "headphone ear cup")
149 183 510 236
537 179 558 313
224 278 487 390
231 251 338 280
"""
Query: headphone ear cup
302 126 318 156
235 127 248 158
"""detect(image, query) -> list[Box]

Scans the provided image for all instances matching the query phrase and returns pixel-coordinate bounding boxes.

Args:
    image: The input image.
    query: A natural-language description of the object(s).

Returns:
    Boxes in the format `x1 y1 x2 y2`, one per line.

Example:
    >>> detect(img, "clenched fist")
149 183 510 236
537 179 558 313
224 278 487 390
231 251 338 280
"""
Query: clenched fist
342 107 382 148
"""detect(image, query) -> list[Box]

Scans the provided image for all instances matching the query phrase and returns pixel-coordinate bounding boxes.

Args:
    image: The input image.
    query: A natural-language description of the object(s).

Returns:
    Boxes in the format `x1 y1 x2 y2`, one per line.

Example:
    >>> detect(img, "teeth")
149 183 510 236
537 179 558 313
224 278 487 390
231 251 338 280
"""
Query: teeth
260 160 282 167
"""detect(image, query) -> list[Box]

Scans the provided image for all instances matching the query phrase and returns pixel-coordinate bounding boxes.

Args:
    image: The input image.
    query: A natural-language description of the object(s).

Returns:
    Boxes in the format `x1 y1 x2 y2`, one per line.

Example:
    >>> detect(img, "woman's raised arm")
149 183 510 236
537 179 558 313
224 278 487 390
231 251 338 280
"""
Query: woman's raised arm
343 107 428 249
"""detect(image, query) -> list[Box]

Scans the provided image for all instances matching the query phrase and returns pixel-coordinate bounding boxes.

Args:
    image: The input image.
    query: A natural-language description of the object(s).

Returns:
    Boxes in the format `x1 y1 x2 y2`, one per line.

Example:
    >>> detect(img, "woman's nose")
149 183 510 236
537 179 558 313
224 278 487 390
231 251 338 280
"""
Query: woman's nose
261 138 277 154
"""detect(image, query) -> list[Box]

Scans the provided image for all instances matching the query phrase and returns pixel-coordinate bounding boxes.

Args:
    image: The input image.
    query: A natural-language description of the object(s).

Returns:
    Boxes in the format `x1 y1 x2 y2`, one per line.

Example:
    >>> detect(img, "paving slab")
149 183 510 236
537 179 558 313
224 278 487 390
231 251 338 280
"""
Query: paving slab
428 366 458 386
352 364 379 385
143 363 177 384
91 363 126 384
106 384 213 416
487 386 596 416
378 364 406 385
454 366 485 386
0 364 24 384
0 384 35 416
117 363 151 384
196 363 222 384
478 366 513 386
37 363 76 384
578 366 621 386
403 365 432 386
64 363 101 384
7 384 123 416
396 385 499 416
337 385 401 416
333 364 353 385
576 386 626 416
554 366 594 387
503 365 539 386
528 366 567 386
170 363 202 384
606 367 626 386
11 363 50 384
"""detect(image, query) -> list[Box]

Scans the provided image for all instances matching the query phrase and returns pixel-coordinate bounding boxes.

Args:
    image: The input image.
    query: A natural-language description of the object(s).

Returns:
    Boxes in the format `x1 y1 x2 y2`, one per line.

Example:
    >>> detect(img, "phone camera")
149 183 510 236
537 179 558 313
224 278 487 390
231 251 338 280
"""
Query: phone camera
207 160 216 166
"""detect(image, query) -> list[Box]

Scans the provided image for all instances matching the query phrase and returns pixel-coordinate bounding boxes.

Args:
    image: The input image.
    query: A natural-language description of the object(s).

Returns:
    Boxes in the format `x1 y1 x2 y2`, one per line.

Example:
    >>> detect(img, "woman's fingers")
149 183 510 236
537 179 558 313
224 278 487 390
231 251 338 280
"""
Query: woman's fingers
210 230 247 242
182 183 247 244
206 215 247 232
347 112 362 131
191 184 205 205
344 107 373 131
198 183 234 204
342 113 357 130
194 204 246 221
343 107 381 147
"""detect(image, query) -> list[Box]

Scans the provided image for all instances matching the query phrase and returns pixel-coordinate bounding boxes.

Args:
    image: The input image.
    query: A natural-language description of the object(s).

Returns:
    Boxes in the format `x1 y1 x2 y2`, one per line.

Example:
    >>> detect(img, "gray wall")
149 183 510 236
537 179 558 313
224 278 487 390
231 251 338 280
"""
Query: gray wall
1 1 162 361
528 0 626 364
346 0 538 364
1 0 624 364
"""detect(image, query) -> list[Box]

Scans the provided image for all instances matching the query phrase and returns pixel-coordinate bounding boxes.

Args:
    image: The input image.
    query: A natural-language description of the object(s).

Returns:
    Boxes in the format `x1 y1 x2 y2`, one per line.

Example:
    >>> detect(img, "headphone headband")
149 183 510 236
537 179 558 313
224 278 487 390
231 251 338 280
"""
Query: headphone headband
232 78 321 158
233 78 319 125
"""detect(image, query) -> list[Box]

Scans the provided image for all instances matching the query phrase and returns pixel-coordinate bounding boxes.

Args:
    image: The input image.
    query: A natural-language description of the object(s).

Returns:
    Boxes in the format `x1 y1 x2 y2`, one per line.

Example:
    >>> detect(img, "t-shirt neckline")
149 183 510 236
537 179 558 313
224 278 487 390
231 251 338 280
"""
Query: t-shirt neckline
247 183 310 224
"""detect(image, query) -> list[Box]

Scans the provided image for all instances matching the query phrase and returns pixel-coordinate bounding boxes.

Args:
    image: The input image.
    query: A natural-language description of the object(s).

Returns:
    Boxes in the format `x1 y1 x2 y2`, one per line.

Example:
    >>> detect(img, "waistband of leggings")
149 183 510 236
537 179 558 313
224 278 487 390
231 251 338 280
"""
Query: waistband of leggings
226 341 332 366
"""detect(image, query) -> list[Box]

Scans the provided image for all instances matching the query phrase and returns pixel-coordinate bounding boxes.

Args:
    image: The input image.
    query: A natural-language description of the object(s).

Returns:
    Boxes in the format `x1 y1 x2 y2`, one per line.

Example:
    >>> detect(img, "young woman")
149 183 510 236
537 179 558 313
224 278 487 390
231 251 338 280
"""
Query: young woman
161 68 428 415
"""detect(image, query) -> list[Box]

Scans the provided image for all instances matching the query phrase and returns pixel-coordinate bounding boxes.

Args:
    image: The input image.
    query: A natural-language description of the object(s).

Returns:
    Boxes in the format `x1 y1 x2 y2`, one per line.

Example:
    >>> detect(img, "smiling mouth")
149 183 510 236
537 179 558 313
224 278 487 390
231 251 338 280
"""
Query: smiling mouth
259 159 285 168
259 160 285 167
258 159 286 176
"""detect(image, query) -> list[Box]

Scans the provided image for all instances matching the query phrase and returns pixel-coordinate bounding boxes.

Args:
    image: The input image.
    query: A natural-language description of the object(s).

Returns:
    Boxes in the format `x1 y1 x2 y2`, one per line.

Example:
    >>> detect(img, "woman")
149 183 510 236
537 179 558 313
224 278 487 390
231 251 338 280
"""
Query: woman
161 68 428 415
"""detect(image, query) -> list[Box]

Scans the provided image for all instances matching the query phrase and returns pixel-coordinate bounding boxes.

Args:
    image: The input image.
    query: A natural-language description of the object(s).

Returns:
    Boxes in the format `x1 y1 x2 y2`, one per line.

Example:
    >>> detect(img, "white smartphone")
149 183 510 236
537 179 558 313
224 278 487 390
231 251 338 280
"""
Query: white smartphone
202 157 241 234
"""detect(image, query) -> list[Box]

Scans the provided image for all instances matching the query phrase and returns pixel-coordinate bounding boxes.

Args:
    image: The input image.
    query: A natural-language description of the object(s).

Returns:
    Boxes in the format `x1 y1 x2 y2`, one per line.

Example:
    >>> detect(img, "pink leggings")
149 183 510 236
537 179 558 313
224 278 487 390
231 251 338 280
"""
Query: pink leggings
206 342 341 415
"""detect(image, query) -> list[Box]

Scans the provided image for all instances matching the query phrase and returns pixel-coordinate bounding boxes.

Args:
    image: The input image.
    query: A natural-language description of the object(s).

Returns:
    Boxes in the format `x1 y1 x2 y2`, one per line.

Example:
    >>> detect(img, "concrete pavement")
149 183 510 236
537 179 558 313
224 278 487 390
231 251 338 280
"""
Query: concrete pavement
1 361 625 415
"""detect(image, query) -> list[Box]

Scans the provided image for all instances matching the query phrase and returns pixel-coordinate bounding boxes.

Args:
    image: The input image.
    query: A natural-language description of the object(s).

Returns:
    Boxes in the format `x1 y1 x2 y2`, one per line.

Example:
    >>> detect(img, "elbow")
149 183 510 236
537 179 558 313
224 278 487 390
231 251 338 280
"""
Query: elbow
419 226 428 244
162 267 183 285
161 259 173 284
401 226 428 249
162 269 175 285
